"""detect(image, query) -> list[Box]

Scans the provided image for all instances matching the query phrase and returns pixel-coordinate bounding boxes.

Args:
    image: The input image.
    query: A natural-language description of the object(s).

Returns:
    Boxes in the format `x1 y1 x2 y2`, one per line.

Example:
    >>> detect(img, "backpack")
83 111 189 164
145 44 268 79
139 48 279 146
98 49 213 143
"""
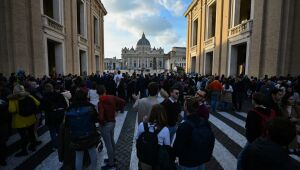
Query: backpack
251 108 276 136
186 118 215 164
136 123 162 166
66 106 97 140
18 96 37 116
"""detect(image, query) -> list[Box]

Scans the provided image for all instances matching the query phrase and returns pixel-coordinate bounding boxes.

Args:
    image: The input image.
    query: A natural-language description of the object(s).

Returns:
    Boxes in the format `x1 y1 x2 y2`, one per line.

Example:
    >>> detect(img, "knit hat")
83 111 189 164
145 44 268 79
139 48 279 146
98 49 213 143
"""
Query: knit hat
13 84 29 96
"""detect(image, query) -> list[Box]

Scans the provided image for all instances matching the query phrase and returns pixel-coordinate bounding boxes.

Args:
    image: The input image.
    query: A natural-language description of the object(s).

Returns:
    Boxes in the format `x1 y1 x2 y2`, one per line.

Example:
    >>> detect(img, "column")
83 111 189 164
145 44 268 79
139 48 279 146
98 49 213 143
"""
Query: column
250 0 255 20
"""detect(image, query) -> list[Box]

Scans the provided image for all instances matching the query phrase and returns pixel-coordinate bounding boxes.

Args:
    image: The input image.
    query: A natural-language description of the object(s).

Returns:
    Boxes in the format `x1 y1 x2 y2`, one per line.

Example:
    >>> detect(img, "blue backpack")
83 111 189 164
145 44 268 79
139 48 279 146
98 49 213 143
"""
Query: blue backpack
66 106 96 140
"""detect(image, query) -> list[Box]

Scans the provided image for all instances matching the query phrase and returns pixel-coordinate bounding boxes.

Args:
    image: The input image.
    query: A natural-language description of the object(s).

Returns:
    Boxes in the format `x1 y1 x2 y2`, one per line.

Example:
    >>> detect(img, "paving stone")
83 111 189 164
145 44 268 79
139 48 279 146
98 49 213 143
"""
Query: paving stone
115 104 137 170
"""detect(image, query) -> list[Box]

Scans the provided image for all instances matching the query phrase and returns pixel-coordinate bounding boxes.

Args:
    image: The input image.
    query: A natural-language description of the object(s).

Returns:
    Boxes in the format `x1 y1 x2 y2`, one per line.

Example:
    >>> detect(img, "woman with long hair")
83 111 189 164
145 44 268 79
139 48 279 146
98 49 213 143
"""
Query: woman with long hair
136 104 171 170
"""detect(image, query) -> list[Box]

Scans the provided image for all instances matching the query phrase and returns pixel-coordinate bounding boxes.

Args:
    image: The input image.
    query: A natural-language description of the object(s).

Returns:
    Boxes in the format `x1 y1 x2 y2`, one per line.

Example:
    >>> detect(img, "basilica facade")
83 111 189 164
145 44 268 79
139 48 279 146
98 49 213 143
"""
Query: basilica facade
121 33 168 72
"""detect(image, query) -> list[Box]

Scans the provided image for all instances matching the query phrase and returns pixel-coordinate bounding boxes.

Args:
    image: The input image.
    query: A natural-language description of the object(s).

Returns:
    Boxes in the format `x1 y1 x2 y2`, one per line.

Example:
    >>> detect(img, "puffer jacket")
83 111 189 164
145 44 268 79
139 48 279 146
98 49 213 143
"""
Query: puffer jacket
8 95 40 128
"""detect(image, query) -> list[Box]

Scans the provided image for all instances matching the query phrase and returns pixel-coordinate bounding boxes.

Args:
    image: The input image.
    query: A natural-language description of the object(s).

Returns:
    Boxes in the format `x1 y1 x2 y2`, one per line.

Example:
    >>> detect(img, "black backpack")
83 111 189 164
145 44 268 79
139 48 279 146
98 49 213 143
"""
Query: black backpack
136 123 161 166
18 96 37 116
186 118 215 164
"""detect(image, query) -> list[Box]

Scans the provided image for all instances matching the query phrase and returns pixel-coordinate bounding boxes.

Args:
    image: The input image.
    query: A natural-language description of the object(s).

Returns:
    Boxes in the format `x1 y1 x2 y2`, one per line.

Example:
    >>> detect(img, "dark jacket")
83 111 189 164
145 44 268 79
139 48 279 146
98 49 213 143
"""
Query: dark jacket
244 138 300 170
245 107 274 143
266 97 282 116
41 91 68 127
161 98 181 126
98 95 125 125
173 115 214 167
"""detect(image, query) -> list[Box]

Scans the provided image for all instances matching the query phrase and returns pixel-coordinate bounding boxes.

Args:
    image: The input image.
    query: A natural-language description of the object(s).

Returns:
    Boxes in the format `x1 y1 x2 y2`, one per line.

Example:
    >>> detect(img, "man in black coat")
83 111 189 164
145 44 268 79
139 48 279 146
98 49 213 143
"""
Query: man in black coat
41 83 67 149
161 86 181 140
266 88 283 116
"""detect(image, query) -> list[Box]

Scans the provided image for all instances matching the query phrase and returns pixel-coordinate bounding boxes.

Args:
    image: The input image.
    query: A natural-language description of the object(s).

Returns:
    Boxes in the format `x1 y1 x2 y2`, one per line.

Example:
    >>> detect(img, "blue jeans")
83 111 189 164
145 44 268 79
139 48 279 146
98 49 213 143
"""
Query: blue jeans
75 147 97 170
168 126 177 142
179 164 205 170
101 122 116 166
210 93 219 111
237 142 250 170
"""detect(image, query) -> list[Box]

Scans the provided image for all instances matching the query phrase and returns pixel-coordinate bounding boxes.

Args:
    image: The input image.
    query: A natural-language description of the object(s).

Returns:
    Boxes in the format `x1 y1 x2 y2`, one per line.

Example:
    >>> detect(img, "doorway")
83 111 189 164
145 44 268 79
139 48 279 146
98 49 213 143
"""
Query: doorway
205 52 213 75
79 50 87 76
230 43 247 76
191 56 196 73
47 39 63 75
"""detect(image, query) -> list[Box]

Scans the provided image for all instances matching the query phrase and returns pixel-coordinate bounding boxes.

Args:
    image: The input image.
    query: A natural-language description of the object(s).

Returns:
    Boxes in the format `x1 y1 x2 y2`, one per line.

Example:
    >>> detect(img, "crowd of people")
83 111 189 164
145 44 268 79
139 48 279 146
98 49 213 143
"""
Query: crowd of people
0 70 300 170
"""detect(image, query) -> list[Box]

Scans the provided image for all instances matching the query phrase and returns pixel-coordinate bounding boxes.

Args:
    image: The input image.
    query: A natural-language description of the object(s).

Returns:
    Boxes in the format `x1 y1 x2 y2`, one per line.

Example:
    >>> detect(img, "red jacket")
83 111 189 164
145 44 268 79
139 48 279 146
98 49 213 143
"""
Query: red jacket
98 95 125 125
208 80 222 91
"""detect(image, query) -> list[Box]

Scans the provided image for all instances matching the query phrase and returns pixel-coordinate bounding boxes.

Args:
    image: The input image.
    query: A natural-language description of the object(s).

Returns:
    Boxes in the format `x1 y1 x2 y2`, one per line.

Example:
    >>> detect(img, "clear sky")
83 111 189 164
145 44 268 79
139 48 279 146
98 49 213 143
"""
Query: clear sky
102 0 193 59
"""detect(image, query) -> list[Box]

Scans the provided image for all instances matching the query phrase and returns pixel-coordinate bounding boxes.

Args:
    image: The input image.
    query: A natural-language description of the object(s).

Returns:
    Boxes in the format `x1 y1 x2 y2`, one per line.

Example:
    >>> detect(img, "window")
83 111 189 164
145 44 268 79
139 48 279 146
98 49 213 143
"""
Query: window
207 1 216 39
192 19 198 46
231 0 251 27
77 0 85 36
43 0 53 18
240 0 251 23
43 0 61 23
94 16 99 44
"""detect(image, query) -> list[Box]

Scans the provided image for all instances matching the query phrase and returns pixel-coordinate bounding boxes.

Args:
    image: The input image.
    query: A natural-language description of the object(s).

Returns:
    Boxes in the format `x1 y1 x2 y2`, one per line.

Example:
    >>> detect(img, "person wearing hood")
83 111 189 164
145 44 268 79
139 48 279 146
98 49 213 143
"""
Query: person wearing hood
8 84 41 157
243 118 300 170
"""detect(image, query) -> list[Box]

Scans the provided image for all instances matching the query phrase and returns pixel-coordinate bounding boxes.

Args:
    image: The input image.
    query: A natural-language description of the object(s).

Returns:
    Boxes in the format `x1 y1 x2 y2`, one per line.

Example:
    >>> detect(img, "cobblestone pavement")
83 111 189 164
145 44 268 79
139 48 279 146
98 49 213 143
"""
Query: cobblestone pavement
2 99 300 170
115 104 137 170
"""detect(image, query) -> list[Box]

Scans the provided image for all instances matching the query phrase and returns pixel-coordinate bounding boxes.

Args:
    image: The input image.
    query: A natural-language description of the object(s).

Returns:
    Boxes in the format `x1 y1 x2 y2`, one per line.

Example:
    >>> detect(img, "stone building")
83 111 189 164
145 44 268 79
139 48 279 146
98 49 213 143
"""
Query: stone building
184 0 300 77
168 47 186 71
104 57 123 70
121 33 168 72
0 0 107 77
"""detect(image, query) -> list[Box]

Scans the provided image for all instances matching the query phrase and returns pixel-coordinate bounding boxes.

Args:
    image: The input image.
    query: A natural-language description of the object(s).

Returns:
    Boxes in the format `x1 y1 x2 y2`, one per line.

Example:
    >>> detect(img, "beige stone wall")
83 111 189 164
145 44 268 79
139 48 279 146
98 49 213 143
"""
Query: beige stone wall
248 0 264 77
219 0 230 75
64 0 75 74
0 0 10 76
185 0 300 77
0 0 106 77
261 0 282 76
289 0 300 76
0 0 44 77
